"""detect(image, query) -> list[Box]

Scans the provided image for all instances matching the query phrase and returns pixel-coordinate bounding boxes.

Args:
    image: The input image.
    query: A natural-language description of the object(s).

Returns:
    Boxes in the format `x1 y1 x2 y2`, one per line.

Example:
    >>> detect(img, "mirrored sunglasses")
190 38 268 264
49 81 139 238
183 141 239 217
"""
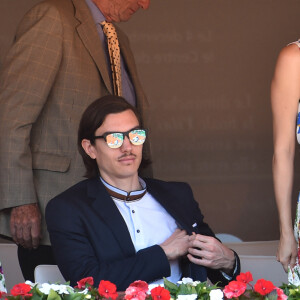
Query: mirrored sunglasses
93 128 147 149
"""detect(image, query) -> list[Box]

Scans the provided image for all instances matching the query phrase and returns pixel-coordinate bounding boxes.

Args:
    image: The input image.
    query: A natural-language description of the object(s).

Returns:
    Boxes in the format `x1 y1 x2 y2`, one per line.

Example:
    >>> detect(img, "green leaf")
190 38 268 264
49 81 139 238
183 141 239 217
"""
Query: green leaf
163 278 179 295
279 283 300 299
267 290 279 300
35 286 47 297
195 281 218 297
31 293 45 300
178 284 196 295
47 289 62 300
63 293 85 300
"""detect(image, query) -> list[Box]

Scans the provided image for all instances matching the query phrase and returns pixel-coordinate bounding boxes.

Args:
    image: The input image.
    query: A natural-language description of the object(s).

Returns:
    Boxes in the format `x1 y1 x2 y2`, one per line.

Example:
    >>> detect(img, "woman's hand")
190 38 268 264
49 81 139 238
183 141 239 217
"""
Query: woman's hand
277 232 297 272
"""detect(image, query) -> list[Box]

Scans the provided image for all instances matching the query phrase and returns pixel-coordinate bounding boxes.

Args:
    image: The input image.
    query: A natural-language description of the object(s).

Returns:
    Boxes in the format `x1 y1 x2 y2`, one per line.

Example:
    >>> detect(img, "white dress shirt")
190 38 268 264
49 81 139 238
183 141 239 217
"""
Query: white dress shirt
100 177 181 284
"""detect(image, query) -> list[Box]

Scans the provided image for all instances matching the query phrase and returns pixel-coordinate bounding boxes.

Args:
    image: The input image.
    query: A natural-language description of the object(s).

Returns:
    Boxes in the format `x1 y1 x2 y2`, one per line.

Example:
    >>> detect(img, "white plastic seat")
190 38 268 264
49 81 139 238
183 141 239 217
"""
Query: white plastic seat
34 265 65 283
225 240 279 256
0 243 24 291
215 233 243 243
239 255 287 286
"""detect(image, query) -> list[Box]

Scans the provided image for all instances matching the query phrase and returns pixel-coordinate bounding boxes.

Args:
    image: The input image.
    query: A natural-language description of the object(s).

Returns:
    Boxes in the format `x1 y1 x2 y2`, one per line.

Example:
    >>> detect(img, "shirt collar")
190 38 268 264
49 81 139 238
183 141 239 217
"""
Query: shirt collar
85 0 106 23
100 177 147 201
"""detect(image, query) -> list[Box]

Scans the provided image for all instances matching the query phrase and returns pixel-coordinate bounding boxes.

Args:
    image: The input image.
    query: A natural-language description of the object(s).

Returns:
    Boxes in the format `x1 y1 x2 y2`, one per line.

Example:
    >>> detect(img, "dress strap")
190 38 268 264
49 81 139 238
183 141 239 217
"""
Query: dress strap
288 39 300 48
297 101 300 144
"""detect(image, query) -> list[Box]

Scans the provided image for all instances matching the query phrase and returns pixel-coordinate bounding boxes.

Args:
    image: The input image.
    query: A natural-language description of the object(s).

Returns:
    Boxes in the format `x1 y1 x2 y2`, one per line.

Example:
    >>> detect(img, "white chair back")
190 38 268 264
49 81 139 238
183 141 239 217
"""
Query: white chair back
34 265 65 283
216 233 243 243
225 240 278 256
0 243 24 291
240 255 287 286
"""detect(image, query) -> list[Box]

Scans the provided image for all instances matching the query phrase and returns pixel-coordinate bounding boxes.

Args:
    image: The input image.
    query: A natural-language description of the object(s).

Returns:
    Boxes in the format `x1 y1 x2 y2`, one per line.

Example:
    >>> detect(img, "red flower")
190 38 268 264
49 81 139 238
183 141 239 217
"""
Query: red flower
236 271 253 284
223 281 247 299
129 280 148 293
0 291 6 299
275 287 288 300
10 283 32 297
75 277 94 289
254 279 275 296
125 286 147 300
98 280 118 300
150 286 171 300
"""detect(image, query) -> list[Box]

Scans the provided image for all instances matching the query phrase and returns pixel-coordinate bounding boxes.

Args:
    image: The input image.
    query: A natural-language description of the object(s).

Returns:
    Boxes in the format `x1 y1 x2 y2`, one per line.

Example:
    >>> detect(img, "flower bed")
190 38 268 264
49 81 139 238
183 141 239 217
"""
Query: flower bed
0 272 299 300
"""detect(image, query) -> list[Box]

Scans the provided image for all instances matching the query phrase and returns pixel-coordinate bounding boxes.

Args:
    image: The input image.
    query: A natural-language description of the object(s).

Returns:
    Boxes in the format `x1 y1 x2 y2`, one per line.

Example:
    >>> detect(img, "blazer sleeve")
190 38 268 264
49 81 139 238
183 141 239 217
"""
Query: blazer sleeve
176 182 240 286
46 194 171 291
0 3 63 208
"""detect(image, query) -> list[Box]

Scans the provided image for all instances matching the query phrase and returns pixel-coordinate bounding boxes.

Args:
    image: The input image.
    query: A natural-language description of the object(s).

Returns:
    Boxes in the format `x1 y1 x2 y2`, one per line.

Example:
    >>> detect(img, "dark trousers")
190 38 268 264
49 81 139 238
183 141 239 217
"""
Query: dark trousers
18 245 56 282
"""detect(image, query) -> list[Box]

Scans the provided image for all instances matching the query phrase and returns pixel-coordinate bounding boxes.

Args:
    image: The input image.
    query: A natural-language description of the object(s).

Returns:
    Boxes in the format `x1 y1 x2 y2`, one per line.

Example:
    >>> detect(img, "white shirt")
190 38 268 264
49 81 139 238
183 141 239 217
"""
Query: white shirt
100 177 181 284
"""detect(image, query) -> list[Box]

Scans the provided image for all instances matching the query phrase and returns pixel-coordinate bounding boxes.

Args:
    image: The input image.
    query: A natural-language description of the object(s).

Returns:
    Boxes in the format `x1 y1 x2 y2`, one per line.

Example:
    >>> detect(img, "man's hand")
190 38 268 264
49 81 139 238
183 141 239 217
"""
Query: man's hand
187 234 235 274
10 203 41 249
160 229 189 260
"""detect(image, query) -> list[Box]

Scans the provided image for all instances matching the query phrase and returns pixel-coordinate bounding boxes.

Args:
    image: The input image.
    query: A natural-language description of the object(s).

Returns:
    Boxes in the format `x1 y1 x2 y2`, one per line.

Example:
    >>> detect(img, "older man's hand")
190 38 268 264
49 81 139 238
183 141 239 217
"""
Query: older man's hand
187 234 235 274
160 229 190 260
10 203 41 249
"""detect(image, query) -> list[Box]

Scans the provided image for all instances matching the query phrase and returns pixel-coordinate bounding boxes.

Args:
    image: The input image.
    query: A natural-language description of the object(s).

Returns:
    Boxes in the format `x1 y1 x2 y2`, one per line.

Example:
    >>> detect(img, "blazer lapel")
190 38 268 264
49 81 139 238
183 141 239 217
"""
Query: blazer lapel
72 0 113 94
146 181 193 233
116 28 136 82
87 178 136 257
116 26 149 113
146 180 208 281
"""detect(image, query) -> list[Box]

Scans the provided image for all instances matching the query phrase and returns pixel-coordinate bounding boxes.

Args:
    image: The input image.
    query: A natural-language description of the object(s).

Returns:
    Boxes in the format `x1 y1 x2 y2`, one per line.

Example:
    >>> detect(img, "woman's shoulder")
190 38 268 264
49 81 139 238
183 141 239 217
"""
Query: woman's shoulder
288 39 300 48
279 39 300 61
274 40 300 76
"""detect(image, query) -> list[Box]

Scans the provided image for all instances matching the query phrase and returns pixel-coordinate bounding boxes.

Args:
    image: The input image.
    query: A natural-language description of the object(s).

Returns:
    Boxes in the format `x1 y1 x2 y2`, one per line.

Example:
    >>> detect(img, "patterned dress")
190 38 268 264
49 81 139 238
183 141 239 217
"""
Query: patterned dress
288 39 300 285
0 261 7 293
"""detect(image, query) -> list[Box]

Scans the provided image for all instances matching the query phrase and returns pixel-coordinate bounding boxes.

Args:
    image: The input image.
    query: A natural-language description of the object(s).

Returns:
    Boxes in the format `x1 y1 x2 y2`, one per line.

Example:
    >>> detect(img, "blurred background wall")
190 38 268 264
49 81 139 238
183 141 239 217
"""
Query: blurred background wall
1 0 300 241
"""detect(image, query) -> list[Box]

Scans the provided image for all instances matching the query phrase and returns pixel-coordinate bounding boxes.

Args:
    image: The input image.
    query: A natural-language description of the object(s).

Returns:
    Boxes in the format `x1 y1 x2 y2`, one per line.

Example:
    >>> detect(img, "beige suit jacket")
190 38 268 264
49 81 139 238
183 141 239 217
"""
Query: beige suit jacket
0 0 149 244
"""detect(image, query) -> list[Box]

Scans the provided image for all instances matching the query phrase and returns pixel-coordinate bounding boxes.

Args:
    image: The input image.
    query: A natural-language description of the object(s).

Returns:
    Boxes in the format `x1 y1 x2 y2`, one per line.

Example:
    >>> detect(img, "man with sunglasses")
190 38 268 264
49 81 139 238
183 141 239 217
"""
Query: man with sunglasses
46 95 239 290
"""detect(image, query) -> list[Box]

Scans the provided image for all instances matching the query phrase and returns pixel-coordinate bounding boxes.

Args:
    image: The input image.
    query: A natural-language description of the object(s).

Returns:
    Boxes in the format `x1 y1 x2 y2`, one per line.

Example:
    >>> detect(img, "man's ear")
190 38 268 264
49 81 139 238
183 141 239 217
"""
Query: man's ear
81 139 97 159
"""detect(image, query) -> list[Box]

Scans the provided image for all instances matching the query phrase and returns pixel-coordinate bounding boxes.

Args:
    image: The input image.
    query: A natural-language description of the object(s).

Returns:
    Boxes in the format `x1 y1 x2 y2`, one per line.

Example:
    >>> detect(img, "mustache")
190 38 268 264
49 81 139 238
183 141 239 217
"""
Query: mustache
118 153 136 160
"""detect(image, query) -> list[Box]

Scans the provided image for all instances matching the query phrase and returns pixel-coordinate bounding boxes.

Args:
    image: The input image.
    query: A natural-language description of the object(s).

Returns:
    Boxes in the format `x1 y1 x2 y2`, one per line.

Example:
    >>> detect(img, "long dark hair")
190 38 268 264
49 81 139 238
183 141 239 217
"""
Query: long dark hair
78 95 145 179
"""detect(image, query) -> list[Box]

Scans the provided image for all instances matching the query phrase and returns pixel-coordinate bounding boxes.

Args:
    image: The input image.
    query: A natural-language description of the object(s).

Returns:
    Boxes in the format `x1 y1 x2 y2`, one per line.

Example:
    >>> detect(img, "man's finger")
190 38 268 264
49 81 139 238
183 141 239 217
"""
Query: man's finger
32 236 40 249
31 222 41 249
187 253 210 267
10 223 17 243
188 246 202 257
22 225 33 248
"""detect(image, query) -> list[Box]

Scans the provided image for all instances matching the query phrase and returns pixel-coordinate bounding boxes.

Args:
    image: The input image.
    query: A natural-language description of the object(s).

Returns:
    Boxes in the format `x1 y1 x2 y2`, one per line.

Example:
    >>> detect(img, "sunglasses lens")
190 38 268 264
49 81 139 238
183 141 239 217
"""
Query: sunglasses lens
106 133 124 148
129 129 146 145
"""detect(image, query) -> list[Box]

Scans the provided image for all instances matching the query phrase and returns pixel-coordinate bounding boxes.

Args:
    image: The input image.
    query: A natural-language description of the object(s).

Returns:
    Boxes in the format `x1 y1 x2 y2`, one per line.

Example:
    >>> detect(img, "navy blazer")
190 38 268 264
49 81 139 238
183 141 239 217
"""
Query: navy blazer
46 178 239 290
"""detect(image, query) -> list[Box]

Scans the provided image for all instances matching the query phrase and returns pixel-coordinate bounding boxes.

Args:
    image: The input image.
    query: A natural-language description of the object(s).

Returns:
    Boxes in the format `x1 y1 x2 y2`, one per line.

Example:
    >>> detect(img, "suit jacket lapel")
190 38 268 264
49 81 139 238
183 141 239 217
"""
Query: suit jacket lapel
146 181 193 233
72 0 113 94
116 26 149 115
116 28 136 83
87 178 136 257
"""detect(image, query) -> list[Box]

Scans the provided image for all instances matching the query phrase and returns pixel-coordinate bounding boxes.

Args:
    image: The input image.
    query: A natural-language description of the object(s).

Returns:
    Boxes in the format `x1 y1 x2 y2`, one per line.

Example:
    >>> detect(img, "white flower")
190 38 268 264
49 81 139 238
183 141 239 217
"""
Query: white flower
24 281 35 287
177 278 193 285
56 284 74 294
38 283 74 295
37 283 51 294
177 294 197 300
176 278 201 288
78 288 89 295
209 289 223 300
